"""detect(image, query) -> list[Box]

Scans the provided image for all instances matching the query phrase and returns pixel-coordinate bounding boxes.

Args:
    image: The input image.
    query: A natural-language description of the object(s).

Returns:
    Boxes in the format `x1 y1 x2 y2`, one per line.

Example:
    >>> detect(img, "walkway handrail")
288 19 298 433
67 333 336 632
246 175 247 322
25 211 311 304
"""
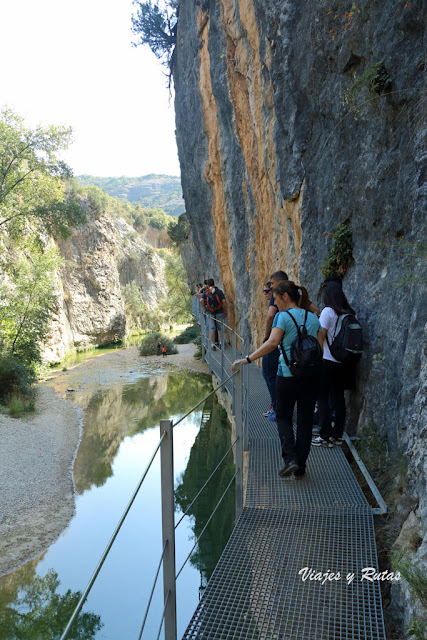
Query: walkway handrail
62 304 248 640
60 432 167 640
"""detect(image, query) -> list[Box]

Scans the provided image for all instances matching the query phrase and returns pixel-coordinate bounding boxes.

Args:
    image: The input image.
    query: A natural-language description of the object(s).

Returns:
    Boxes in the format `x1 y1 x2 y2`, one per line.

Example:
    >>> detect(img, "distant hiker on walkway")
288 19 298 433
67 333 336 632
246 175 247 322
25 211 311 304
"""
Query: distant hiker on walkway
312 280 362 448
232 281 322 478
200 278 227 350
162 345 167 357
156 340 162 356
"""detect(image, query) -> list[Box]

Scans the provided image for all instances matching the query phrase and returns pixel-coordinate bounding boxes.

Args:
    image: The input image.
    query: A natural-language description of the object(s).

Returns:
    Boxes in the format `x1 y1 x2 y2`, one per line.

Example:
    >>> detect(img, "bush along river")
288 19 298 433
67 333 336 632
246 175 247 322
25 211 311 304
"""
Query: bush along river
0 348 235 639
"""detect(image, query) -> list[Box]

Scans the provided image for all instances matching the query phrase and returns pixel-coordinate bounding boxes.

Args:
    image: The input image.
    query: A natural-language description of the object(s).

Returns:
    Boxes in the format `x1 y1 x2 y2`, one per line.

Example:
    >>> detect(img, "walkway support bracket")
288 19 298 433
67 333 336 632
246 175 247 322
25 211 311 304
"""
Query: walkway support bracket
160 419 177 640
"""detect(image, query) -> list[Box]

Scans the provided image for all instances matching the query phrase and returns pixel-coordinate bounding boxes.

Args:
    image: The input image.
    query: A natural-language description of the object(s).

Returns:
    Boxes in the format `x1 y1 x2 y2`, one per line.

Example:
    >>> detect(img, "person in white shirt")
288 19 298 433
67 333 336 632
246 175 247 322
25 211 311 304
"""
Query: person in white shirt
312 280 357 447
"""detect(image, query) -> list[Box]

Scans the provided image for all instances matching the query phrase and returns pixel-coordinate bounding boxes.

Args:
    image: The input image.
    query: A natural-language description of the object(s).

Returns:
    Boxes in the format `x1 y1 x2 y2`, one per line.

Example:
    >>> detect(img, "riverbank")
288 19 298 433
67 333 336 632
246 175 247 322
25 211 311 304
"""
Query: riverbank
0 344 208 576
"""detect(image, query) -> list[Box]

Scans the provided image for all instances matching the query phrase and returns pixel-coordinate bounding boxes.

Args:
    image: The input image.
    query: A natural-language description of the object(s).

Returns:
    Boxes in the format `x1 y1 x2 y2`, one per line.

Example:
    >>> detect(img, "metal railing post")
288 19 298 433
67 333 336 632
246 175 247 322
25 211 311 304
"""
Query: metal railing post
234 367 243 520
231 327 236 414
201 312 206 364
243 361 249 452
160 420 177 640
220 319 225 385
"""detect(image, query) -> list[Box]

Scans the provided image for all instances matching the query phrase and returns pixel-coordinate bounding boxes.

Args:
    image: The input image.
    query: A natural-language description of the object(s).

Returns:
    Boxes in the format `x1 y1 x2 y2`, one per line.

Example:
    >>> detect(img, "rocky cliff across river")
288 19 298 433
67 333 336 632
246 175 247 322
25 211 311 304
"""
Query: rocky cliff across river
44 213 166 363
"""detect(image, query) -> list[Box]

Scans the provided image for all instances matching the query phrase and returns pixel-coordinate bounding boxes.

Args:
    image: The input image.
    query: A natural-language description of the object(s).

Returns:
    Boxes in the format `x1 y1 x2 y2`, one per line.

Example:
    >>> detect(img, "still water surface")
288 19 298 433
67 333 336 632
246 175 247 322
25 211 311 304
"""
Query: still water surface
0 350 235 639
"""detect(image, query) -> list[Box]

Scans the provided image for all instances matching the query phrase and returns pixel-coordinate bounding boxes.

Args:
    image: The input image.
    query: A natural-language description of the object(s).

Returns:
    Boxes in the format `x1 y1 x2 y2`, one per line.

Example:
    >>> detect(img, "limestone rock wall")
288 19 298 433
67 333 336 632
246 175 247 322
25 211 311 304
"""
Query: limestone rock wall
44 214 166 362
173 0 426 632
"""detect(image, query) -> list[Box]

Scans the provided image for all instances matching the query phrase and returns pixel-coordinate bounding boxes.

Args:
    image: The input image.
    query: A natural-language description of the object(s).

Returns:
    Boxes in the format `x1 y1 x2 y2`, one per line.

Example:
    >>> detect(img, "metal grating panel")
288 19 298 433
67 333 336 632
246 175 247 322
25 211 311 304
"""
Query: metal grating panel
246 439 368 509
182 507 385 640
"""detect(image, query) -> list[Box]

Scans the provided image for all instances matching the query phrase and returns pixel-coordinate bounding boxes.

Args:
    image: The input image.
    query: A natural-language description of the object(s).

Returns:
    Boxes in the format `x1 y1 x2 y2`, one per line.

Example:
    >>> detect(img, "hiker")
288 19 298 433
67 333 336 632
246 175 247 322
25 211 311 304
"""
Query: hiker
156 340 161 356
262 271 320 422
312 280 361 447
232 280 322 478
261 272 288 421
200 278 227 350
162 345 167 358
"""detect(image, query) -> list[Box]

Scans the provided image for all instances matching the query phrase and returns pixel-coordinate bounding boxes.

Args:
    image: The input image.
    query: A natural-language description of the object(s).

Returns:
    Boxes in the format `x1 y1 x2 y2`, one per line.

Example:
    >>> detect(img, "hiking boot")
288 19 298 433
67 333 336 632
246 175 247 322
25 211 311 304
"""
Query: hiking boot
262 405 273 417
267 411 277 422
312 436 334 448
278 461 299 477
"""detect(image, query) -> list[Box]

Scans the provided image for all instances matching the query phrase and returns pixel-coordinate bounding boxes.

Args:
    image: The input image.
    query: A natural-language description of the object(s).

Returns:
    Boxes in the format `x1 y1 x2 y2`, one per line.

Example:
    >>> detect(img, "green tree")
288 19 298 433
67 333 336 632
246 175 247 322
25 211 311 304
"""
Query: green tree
168 212 190 245
1 569 102 639
0 107 86 239
131 0 178 66
161 250 192 324
0 241 60 371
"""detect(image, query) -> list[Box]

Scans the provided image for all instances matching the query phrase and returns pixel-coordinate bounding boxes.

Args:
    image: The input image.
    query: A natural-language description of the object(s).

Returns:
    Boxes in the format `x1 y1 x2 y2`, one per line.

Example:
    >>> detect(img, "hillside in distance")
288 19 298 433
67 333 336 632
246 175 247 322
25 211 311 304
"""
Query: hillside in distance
76 174 185 217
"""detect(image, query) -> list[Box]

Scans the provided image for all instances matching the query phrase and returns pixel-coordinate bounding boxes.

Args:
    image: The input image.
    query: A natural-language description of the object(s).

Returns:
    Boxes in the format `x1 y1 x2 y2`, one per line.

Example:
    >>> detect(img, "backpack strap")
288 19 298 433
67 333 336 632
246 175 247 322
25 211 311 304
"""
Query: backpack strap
278 309 308 368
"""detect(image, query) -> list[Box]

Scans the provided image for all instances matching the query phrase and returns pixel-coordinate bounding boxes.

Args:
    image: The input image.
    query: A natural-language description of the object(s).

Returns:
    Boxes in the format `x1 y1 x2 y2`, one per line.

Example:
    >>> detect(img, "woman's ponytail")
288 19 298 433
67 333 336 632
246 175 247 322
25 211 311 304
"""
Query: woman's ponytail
272 280 311 311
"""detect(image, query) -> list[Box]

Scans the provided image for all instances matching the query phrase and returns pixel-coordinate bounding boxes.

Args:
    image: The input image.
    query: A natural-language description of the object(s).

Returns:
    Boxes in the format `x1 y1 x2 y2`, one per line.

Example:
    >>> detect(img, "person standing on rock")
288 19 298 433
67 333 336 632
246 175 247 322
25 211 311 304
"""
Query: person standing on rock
156 340 161 356
200 278 227 350
162 345 167 358
232 281 322 478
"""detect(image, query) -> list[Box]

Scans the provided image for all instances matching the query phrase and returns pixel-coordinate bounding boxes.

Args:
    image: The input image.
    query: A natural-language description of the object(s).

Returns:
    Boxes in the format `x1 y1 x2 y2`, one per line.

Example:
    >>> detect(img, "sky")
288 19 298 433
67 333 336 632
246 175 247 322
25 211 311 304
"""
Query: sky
0 0 181 177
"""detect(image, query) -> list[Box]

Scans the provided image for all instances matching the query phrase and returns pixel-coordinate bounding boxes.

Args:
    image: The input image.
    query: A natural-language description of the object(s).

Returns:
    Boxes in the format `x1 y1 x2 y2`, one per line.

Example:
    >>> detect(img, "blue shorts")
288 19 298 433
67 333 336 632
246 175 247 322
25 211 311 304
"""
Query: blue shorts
210 312 225 330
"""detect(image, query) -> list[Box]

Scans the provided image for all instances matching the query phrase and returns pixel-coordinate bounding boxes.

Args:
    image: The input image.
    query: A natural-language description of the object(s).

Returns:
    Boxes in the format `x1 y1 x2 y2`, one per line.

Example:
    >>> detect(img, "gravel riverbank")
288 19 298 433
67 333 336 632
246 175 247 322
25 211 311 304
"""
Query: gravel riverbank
0 344 208 576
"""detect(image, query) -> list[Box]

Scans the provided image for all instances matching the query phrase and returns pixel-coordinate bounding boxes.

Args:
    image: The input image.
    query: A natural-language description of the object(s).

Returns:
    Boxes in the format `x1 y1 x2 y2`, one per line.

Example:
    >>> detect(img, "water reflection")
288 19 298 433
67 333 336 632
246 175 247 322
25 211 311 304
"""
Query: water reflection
175 399 235 589
0 569 101 640
0 354 235 638
73 370 212 494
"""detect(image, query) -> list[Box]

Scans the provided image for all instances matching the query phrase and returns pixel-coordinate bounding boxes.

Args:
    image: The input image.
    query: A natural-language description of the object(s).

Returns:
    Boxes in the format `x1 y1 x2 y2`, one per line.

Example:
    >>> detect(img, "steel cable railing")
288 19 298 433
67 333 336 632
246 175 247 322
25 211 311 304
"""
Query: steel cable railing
137 541 168 640
60 432 167 640
175 471 238 581
175 437 238 529
156 590 171 640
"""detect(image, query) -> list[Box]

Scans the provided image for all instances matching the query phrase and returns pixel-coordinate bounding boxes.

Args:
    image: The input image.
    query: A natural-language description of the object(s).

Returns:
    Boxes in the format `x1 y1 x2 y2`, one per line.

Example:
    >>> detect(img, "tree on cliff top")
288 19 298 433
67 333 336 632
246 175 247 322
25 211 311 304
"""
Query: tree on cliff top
0 107 86 239
131 0 178 67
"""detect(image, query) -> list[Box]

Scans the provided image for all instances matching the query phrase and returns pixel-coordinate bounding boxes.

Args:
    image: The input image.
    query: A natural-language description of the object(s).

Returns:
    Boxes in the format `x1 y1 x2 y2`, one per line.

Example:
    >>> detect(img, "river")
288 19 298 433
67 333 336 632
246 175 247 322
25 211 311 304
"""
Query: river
0 348 235 639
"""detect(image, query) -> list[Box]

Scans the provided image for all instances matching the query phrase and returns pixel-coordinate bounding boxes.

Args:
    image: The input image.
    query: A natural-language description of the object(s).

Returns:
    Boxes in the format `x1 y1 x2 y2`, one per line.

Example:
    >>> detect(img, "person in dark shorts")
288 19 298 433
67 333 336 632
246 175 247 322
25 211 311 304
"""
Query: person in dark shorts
200 278 228 349
156 340 161 356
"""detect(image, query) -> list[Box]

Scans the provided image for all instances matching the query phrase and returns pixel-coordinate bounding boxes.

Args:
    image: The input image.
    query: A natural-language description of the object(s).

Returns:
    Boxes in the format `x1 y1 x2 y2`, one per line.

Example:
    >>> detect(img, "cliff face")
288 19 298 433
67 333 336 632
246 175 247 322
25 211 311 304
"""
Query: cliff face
173 0 426 630
44 214 166 362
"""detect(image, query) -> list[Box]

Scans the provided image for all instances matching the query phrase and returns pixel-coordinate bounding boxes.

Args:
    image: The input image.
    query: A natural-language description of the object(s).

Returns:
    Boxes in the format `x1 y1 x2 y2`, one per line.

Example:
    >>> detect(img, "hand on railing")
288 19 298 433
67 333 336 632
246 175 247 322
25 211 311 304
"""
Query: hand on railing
231 358 248 372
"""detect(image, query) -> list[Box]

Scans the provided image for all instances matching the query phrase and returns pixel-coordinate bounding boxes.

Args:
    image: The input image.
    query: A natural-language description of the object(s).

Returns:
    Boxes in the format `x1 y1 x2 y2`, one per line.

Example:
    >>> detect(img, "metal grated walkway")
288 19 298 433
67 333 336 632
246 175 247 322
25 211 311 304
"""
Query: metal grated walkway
184 305 386 639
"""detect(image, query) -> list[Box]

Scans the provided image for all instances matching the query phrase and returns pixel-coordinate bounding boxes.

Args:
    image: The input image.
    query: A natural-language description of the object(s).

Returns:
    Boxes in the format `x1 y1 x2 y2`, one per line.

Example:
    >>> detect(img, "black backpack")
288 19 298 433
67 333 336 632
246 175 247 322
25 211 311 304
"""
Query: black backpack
327 313 363 363
205 288 223 313
279 310 323 378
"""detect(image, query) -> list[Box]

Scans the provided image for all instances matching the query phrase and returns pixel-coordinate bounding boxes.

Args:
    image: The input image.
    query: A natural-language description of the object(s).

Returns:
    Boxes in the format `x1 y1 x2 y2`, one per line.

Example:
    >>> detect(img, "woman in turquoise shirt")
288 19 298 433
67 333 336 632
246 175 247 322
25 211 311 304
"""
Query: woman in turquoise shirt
232 280 322 478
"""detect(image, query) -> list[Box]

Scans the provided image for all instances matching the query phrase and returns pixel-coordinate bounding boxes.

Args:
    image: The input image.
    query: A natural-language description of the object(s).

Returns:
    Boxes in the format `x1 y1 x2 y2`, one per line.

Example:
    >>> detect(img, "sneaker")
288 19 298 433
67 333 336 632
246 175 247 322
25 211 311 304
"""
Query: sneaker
278 460 299 477
330 437 343 446
262 405 273 417
267 411 277 421
211 344 216 351
294 468 306 478
312 436 334 448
